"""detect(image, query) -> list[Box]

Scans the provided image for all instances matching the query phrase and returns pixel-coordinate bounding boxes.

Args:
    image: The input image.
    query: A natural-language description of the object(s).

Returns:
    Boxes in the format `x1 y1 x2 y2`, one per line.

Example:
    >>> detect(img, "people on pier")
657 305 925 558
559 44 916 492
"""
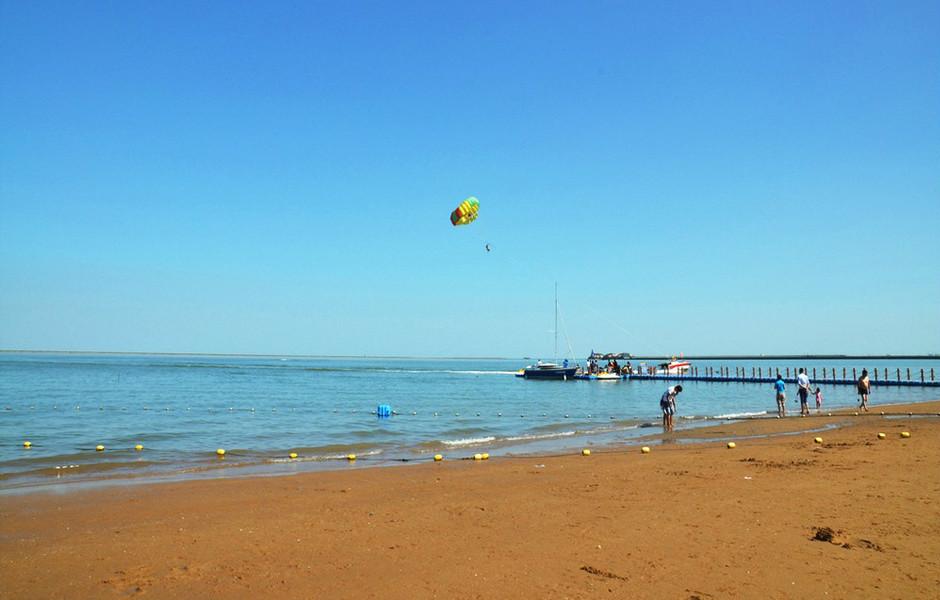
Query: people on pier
774 373 786 417
797 368 811 416
857 369 871 412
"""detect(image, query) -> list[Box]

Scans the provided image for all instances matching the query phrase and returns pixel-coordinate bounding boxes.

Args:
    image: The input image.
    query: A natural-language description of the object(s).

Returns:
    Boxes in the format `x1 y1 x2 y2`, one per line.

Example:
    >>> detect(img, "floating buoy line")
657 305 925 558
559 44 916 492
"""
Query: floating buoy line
16 425 926 482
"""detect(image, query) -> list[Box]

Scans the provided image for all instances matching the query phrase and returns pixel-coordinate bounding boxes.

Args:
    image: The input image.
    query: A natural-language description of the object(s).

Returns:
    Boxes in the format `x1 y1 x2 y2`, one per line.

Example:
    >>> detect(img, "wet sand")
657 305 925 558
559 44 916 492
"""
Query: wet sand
2 402 939 599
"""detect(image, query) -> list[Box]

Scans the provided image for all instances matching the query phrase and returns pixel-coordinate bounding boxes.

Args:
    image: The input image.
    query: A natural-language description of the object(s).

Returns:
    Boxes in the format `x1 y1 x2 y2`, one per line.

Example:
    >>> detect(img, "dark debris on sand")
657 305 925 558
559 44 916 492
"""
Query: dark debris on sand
812 526 838 543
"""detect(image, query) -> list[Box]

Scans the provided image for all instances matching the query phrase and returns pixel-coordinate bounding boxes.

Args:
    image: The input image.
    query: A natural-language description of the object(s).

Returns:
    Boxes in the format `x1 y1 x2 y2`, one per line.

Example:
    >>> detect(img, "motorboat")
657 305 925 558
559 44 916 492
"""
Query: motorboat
522 361 578 380
656 359 691 375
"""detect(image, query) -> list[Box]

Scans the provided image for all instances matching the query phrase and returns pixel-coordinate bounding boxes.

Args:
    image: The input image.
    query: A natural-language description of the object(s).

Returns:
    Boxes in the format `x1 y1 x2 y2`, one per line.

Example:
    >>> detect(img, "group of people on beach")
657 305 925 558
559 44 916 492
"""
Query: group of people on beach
659 368 874 431
772 369 821 417
772 368 871 417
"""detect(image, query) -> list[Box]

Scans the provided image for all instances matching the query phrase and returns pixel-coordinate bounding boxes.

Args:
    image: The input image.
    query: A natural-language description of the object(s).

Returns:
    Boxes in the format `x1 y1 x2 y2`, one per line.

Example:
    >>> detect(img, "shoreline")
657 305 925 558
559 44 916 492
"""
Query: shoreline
3 403 939 599
4 400 938 496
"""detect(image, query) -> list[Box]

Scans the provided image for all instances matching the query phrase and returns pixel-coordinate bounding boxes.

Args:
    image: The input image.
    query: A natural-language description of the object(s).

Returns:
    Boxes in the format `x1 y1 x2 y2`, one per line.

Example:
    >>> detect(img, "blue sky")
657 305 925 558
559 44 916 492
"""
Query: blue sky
1 1 938 357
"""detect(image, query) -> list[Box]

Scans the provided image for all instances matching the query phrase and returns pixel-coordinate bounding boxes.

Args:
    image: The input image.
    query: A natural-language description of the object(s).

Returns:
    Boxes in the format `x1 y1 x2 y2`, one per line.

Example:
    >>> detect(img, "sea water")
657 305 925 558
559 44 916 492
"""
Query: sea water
1 353 937 491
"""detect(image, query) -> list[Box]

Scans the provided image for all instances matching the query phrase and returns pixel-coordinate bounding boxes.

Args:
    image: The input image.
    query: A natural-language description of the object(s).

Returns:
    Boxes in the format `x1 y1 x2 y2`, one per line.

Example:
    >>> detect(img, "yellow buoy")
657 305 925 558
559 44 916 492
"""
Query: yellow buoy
96 444 105 452
581 449 591 456
727 442 736 449
433 454 443 462
877 432 886 439
134 444 144 451
216 448 226 457
641 446 651 454
473 453 483 461
482 452 490 460
23 441 31 448
347 453 357 461
289 452 298 459
900 432 911 438
814 437 823 444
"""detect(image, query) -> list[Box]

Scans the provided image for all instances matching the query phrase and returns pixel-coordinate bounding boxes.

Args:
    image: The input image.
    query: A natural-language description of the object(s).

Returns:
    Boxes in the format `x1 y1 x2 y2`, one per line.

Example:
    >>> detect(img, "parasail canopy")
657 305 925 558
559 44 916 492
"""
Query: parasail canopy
449 196 479 226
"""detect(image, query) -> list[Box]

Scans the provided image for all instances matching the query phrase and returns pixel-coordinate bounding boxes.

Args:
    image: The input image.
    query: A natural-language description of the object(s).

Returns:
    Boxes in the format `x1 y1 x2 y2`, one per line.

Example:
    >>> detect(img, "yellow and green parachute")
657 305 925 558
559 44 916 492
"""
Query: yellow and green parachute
449 196 479 226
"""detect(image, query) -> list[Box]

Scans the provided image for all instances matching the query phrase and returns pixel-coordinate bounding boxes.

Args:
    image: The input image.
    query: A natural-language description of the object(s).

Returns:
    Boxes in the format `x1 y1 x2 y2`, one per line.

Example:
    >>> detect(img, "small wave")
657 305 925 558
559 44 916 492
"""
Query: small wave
712 411 769 419
321 448 383 460
441 436 496 447
440 370 519 375
267 448 384 463
506 431 575 442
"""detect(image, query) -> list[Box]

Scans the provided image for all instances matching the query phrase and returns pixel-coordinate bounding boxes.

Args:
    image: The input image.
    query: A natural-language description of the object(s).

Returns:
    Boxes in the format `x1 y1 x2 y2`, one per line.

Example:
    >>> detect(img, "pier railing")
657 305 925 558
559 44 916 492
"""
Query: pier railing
629 366 938 387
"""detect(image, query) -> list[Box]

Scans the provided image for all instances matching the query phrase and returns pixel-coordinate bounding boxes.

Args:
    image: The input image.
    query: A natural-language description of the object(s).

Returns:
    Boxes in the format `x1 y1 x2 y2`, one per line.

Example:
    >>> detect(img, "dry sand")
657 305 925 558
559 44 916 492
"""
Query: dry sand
2 402 939 599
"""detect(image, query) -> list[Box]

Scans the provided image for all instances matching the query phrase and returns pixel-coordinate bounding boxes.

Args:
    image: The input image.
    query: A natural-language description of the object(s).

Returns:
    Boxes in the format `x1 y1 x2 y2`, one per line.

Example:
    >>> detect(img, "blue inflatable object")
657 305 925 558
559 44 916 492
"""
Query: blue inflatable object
377 404 392 418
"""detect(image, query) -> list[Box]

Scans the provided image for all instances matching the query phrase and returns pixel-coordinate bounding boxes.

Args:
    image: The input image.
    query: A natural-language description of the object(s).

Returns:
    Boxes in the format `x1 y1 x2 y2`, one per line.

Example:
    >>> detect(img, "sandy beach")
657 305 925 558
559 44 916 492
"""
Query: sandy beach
2 402 938 599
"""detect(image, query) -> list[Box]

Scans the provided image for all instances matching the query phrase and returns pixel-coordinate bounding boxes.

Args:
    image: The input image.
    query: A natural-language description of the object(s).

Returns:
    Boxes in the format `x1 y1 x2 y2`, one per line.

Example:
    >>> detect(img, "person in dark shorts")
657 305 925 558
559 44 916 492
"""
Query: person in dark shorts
660 385 682 432
796 368 811 416
857 369 871 412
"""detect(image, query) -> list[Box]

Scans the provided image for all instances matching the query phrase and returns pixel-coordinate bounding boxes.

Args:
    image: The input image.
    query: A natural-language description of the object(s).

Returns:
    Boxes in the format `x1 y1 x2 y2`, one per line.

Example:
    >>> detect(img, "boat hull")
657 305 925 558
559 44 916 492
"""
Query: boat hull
522 367 578 380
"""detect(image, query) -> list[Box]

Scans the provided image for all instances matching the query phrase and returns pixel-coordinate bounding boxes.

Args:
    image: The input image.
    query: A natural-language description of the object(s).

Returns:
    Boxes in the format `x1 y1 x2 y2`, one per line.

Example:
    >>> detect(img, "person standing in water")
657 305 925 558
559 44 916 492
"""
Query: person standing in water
660 385 682 432
774 373 786 417
796 368 812 416
857 369 871 412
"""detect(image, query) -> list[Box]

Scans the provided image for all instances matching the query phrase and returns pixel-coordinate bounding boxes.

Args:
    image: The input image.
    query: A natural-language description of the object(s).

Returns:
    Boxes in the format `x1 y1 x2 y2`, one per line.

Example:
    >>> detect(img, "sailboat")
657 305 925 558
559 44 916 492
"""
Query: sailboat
520 283 578 380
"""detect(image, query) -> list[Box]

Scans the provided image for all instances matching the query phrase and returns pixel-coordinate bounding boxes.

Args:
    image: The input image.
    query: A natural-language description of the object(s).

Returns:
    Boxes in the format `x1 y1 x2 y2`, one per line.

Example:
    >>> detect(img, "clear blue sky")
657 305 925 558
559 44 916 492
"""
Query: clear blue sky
1 1 938 357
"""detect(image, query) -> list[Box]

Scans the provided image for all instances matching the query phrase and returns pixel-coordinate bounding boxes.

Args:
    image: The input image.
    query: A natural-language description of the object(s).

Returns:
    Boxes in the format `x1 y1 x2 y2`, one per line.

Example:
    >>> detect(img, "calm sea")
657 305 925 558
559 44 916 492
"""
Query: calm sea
2 353 938 492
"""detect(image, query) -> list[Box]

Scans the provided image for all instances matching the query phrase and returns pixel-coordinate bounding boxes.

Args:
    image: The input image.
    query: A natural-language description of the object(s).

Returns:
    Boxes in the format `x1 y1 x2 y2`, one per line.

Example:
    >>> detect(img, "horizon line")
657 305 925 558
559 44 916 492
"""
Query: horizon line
1 349 938 361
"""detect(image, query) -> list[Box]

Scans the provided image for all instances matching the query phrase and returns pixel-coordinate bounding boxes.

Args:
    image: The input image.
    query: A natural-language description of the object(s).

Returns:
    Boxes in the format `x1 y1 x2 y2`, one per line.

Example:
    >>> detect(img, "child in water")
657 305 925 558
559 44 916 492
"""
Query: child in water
814 387 823 411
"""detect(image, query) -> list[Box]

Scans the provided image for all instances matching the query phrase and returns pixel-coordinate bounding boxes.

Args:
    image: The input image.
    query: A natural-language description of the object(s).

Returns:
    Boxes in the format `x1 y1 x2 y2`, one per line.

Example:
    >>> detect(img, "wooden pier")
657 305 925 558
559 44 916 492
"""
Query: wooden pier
627 366 939 387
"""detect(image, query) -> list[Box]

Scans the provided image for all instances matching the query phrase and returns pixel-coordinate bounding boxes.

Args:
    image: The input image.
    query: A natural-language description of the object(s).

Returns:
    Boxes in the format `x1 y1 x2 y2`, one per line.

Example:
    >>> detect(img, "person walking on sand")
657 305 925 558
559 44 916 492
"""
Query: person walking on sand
797 368 812 416
857 369 871 412
774 373 786 417
660 385 682 432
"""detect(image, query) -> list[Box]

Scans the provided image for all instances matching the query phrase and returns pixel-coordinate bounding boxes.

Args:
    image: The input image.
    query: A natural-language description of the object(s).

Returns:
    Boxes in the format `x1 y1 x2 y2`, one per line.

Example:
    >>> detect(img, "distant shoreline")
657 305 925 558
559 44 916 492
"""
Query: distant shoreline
1 349 937 361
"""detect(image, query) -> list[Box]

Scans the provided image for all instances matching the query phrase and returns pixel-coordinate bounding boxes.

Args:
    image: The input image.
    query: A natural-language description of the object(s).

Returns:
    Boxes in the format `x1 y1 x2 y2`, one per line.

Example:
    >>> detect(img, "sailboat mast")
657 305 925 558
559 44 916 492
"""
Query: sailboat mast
554 281 558 360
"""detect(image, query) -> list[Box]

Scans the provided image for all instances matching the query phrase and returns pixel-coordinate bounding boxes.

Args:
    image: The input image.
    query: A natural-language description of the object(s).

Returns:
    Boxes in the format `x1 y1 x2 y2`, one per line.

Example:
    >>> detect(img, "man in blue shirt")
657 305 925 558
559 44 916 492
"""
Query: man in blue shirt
774 374 786 417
